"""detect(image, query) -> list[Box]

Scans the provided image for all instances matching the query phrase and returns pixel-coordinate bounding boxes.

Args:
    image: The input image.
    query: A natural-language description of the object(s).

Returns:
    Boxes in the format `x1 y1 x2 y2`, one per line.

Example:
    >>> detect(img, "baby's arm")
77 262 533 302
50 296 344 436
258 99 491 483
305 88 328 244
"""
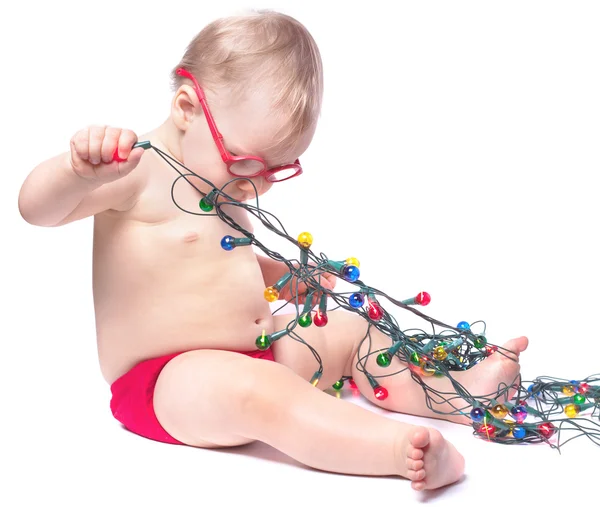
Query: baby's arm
19 126 145 227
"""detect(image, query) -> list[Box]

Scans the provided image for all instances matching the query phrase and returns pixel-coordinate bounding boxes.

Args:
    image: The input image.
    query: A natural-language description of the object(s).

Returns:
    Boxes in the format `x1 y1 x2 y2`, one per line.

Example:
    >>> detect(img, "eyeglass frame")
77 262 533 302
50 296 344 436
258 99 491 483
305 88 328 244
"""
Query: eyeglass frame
175 67 303 183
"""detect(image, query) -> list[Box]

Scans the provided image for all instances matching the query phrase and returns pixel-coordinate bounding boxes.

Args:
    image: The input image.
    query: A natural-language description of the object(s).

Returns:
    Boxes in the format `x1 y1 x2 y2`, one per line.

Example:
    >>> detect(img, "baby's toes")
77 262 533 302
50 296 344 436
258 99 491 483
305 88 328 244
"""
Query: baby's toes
407 447 424 460
407 458 424 471
411 480 426 491
408 468 426 482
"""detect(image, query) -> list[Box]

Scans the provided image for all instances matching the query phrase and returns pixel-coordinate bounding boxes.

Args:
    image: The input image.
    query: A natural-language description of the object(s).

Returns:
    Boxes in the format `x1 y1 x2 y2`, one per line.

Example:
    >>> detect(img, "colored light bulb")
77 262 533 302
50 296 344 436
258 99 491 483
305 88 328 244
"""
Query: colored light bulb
368 300 383 320
573 393 585 405
199 197 214 212
221 235 235 251
422 365 436 376
470 407 485 423
349 293 365 308
256 331 271 351
298 313 312 327
512 426 526 439
538 422 556 439
345 257 360 267
313 310 328 327
376 352 392 367
491 404 509 419
477 424 496 437
349 378 357 389
410 351 420 366
297 232 313 248
565 404 581 418
457 321 470 330
473 335 487 349
331 380 343 391
264 286 279 302
577 382 590 394
562 385 575 396
220 235 251 250
415 291 431 306
485 345 498 355
433 346 447 361
510 405 528 424
342 265 360 282
374 386 388 401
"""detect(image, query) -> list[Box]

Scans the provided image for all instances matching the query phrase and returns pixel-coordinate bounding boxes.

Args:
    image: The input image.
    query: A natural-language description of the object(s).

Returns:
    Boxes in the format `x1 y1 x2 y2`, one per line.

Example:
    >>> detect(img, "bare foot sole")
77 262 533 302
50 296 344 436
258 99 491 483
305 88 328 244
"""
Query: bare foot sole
404 427 465 491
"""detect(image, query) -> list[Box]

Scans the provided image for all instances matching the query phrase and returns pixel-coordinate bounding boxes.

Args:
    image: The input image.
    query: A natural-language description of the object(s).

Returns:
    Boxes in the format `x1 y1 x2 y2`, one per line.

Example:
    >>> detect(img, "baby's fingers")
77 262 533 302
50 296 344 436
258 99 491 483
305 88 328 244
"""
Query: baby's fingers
101 127 122 163
70 129 90 165
113 129 138 162
89 126 107 165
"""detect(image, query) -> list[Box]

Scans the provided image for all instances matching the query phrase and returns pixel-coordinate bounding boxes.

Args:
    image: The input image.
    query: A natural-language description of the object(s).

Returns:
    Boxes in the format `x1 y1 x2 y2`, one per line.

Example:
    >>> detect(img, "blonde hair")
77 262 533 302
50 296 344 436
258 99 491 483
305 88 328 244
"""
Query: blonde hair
171 10 323 157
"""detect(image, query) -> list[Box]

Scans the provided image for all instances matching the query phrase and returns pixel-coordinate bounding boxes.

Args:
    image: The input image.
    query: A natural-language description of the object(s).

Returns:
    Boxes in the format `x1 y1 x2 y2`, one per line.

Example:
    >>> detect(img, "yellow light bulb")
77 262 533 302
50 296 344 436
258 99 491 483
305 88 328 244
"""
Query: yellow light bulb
491 404 509 419
562 385 575 396
264 286 279 302
565 404 581 418
297 232 313 248
433 347 448 361
422 365 436 376
346 257 360 267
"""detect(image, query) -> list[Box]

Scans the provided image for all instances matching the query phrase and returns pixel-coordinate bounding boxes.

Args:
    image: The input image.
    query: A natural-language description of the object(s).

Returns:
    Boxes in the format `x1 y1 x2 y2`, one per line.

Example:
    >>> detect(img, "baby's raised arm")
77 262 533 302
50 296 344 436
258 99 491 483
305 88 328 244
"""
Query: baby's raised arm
19 126 145 227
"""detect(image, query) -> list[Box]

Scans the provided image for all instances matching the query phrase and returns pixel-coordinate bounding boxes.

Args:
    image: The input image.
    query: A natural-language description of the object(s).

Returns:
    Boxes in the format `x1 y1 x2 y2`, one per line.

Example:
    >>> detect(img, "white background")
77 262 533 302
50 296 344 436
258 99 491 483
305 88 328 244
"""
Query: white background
2 1 599 506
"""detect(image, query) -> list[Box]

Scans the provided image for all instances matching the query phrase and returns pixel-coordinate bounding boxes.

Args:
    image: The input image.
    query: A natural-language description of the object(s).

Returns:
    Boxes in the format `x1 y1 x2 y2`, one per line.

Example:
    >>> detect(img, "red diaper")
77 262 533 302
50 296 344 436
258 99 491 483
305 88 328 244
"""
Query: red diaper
110 348 276 444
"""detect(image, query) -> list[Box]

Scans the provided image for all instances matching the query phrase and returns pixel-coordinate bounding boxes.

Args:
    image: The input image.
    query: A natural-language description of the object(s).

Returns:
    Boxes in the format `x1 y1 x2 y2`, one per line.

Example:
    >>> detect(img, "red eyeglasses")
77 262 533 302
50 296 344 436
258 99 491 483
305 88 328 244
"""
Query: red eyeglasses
176 68 303 183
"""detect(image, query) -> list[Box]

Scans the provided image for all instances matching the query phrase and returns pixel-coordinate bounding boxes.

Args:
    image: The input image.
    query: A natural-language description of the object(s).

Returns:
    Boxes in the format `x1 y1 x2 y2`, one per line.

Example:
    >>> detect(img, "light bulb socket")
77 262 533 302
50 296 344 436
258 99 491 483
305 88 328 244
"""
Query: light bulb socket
326 260 345 273
302 291 315 314
318 293 328 313
300 250 309 266
133 140 152 151
273 272 293 292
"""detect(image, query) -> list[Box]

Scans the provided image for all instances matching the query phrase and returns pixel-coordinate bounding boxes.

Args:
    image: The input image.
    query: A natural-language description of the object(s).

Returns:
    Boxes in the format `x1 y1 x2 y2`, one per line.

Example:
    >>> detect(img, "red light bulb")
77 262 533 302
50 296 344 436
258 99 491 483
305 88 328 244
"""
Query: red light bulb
368 300 383 320
415 291 431 306
313 310 328 327
578 382 590 394
477 424 496 437
349 378 357 389
374 386 388 400
538 422 556 439
485 345 498 356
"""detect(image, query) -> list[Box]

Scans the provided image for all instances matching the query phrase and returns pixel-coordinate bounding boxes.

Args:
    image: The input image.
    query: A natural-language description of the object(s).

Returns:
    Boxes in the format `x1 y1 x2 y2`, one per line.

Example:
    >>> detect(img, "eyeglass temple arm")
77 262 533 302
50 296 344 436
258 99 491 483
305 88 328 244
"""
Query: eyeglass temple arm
175 68 229 162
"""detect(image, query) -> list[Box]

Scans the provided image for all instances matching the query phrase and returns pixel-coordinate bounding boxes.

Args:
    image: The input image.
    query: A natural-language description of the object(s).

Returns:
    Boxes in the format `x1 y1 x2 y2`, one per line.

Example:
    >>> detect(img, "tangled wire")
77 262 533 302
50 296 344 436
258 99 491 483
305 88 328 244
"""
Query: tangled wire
138 141 600 451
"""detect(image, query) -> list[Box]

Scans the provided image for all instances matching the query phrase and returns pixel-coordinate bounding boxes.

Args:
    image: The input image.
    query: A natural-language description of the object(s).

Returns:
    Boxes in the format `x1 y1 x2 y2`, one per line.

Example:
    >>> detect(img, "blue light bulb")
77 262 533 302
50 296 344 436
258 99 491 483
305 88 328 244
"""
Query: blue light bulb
343 265 360 282
349 293 365 308
512 426 526 439
470 407 485 423
457 321 470 330
221 235 235 251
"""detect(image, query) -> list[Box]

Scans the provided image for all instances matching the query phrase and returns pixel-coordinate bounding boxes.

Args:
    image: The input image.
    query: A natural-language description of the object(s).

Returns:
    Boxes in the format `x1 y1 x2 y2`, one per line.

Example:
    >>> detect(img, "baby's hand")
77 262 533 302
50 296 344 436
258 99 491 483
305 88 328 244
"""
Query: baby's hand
284 270 338 304
69 126 144 183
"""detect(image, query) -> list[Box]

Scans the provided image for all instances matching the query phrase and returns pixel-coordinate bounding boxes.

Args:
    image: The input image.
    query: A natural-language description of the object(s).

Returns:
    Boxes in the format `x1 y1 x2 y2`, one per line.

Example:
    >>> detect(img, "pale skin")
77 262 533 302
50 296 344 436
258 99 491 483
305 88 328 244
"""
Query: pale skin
19 78 529 491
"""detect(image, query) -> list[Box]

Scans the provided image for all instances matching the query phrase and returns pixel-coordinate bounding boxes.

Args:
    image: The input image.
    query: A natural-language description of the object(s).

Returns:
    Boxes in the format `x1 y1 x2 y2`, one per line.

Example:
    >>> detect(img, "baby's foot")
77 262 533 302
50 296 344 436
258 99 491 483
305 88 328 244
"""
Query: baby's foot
404 427 465 491
453 336 529 424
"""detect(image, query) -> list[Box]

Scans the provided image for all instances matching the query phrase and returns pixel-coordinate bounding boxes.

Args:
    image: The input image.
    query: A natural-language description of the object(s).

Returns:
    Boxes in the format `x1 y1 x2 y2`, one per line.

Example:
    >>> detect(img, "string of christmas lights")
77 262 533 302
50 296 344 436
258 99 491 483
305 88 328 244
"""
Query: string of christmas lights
126 141 600 450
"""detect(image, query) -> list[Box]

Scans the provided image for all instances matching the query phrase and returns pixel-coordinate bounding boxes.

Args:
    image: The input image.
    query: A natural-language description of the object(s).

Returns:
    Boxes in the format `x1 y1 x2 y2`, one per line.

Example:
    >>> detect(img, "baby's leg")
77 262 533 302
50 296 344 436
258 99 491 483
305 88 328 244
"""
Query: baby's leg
153 347 463 489
276 310 527 425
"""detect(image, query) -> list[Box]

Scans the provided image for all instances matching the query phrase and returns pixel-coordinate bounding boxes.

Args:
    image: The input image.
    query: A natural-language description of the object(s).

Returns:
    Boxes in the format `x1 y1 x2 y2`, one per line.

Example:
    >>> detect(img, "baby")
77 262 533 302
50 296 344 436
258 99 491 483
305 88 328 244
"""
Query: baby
18 11 528 491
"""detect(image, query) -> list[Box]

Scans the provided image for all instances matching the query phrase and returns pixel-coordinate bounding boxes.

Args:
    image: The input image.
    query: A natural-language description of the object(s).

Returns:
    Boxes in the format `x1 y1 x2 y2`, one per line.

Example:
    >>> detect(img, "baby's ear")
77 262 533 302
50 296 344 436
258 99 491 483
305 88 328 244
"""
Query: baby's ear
171 85 201 131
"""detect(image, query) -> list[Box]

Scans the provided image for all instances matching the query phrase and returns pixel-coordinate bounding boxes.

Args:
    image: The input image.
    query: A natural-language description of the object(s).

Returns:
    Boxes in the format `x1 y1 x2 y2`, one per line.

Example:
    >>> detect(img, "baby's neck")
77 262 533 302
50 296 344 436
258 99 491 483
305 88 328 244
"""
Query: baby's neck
150 119 182 161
